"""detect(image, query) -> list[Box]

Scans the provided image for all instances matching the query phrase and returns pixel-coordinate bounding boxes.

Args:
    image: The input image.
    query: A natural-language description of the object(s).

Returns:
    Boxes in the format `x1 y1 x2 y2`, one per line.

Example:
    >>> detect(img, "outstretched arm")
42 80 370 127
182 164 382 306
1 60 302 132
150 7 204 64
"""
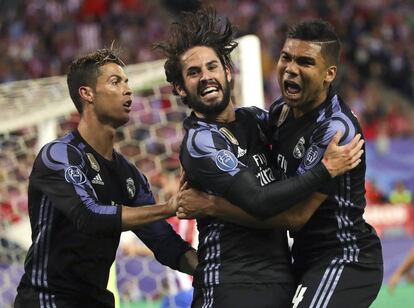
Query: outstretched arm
388 247 414 294
121 197 177 231
221 132 363 218
177 189 326 231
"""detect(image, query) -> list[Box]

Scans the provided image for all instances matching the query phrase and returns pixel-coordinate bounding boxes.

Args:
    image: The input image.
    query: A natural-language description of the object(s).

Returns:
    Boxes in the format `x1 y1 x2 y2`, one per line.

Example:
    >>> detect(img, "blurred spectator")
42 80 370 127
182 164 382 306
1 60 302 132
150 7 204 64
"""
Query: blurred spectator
0 187 21 225
365 179 387 205
0 0 413 110
385 101 414 137
389 181 413 205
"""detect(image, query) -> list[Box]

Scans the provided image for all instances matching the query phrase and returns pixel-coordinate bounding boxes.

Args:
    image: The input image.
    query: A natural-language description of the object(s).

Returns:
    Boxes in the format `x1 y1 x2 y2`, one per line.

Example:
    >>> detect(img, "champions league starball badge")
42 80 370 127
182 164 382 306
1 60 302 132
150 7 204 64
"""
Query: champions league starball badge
64 166 87 184
215 150 238 172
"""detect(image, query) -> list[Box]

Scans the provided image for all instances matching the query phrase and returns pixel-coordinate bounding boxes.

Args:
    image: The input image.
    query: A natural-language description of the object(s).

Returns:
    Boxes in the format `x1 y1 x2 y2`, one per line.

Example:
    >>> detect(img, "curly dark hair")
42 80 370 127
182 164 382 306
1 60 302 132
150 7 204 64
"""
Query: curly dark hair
67 48 125 114
154 7 238 98
287 19 340 66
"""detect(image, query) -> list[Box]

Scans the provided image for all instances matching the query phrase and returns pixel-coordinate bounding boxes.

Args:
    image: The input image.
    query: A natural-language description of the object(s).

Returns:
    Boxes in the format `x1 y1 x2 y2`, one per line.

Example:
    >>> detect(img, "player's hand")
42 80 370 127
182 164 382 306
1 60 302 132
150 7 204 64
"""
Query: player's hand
178 168 188 191
322 132 364 177
168 171 191 214
167 194 179 214
176 188 215 219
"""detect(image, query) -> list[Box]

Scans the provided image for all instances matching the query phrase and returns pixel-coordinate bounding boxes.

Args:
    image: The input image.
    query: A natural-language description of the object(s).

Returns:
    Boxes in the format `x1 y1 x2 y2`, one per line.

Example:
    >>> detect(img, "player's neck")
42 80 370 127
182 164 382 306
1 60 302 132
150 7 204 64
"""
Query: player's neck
293 90 328 118
194 100 236 123
78 118 116 161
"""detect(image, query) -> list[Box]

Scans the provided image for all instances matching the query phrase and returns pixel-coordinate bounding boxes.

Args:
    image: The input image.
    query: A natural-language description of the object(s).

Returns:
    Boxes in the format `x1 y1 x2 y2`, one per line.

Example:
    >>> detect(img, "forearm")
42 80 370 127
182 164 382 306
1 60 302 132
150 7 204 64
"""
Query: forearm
209 193 326 230
265 192 326 231
207 196 269 228
224 163 330 218
178 249 198 275
122 203 175 231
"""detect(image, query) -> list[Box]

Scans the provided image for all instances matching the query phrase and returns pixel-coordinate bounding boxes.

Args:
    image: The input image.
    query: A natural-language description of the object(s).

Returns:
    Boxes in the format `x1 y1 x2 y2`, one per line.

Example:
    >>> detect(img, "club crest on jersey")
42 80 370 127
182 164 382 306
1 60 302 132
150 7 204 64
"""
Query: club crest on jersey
86 153 100 172
303 145 321 168
126 177 136 199
64 166 87 185
293 137 306 159
219 127 239 145
215 150 238 172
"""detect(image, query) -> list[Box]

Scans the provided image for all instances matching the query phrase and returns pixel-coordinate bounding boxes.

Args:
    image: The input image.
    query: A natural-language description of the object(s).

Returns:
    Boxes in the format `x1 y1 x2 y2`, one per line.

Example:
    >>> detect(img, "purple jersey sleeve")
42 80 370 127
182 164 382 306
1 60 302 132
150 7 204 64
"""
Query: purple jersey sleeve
31 141 122 236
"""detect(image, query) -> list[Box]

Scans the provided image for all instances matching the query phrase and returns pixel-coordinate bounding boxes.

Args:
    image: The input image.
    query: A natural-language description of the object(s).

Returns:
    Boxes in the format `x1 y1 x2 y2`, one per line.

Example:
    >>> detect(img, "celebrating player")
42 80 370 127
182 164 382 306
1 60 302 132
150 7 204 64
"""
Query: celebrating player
155 8 364 308
14 48 197 308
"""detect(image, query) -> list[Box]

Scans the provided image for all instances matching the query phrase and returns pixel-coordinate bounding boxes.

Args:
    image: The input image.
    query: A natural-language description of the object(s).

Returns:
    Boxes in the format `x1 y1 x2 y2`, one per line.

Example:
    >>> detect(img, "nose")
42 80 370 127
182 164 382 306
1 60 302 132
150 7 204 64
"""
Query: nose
124 84 132 96
200 68 213 82
285 61 299 76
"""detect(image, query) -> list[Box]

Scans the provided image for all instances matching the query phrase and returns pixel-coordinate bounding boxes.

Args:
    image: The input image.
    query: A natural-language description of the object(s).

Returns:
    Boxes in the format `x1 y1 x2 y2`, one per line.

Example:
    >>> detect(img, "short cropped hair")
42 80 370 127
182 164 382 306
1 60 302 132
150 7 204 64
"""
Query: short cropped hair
286 20 340 66
67 48 124 113
154 7 238 96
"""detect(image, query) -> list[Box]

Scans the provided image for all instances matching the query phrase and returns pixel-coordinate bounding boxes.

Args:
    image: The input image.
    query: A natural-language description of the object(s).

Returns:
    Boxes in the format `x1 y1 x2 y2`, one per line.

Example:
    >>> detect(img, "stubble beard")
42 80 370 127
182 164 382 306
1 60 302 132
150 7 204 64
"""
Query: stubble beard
185 78 231 116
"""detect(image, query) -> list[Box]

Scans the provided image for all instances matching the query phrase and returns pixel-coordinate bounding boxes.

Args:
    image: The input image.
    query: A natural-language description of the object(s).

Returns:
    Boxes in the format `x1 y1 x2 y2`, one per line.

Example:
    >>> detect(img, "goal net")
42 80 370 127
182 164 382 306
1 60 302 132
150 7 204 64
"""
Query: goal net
0 35 263 307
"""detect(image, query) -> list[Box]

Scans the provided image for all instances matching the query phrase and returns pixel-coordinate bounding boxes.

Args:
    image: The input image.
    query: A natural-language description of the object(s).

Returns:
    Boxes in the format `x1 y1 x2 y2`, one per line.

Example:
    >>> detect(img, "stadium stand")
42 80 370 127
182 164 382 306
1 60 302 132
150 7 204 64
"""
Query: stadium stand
0 0 414 307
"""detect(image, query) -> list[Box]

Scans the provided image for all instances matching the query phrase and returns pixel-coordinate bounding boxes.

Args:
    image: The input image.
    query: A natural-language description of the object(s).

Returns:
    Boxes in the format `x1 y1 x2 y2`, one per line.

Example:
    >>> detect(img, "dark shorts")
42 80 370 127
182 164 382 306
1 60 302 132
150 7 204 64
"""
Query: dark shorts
292 260 383 308
14 284 114 308
192 282 295 308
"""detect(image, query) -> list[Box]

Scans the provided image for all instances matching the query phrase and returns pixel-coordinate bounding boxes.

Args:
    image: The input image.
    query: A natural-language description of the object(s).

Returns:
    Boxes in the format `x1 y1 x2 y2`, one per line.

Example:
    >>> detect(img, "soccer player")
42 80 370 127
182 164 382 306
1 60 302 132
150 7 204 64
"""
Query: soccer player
155 8 364 308
14 48 198 308
268 20 383 307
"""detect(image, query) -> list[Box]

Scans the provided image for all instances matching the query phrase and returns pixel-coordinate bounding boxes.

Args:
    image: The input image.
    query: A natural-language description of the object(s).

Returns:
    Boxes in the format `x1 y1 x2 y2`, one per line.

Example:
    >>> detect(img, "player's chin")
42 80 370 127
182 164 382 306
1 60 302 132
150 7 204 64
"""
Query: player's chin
114 115 130 127
283 96 302 107
200 93 222 105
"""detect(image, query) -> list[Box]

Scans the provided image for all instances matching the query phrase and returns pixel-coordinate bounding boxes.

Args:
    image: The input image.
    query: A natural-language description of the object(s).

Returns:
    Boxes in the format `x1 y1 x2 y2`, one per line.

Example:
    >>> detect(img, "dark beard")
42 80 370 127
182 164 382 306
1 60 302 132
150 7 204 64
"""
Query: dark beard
185 78 231 116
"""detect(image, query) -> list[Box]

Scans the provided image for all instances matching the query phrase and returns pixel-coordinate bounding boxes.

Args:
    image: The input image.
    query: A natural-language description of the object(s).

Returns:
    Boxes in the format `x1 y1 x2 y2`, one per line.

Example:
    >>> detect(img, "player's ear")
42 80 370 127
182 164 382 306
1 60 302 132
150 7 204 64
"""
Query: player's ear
324 65 337 84
174 83 187 98
79 86 94 104
225 65 232 83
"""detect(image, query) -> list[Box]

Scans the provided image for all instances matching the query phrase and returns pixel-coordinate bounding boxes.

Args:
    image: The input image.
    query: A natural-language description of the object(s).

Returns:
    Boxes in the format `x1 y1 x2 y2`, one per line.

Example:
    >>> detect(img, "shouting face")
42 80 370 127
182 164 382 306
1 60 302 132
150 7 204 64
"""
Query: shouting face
176 46 232 117
276 39 336 117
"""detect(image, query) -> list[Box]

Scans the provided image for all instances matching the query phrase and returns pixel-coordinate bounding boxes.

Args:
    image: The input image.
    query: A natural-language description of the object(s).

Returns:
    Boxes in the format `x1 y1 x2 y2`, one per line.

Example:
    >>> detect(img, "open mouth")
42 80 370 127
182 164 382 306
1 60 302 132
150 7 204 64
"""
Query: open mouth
284 80 301 95
123 100 132 111
200 86 219 97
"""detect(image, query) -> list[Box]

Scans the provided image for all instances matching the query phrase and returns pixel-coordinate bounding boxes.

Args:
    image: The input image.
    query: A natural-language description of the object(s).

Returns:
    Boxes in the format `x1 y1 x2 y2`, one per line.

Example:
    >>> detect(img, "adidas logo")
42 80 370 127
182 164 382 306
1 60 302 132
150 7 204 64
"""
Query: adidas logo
92 173 104 185
237 146 247 158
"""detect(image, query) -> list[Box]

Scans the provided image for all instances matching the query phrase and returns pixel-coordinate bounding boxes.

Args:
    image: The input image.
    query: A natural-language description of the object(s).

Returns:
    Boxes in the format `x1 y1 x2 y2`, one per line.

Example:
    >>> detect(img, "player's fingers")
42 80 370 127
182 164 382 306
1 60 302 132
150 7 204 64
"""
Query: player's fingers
179 181 189 192
176 212 188 219
342 134 360 154
344 138 363 161
349 158 361 169
349 149 364 165
348 138 364 157
350 137 365 153
330 131 343 147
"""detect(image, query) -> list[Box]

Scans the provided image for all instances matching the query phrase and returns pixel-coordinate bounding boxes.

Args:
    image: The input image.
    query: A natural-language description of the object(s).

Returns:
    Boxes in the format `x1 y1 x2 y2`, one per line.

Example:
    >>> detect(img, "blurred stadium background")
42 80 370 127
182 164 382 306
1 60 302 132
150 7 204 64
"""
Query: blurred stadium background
1 1 414 307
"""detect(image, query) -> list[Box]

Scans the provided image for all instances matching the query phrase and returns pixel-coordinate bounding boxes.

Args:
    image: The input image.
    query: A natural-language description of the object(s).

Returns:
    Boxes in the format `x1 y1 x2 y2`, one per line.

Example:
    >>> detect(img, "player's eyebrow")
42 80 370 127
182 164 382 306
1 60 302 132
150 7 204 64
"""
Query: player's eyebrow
281 51 316 64
107 74 128 82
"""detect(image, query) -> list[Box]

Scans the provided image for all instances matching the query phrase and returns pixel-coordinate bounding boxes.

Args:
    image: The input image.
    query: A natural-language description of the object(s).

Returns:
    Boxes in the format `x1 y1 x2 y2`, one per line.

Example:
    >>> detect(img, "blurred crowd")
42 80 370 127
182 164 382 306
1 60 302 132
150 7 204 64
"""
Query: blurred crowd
1 1 413 101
